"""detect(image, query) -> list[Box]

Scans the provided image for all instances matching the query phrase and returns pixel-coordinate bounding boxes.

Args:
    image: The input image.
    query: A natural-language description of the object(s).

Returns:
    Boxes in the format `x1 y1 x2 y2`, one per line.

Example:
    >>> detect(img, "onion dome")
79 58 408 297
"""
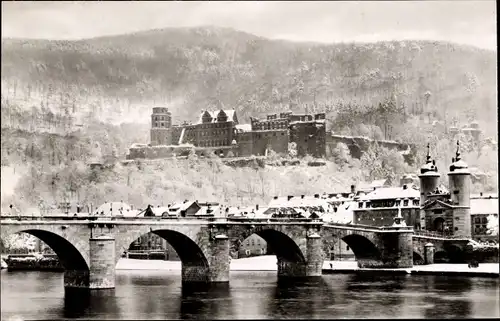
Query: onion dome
449 140 470 174
420 143 440 175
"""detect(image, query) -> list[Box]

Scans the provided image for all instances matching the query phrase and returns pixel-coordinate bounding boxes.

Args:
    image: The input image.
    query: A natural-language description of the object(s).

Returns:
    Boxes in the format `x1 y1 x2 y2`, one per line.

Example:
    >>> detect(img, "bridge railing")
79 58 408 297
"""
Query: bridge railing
413 230 470 240
324 222 413 231
0 214 324 224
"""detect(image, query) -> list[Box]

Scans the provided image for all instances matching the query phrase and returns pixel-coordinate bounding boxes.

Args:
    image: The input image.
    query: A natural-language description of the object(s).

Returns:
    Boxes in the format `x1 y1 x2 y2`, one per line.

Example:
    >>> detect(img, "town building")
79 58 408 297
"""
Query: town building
238 234 267 258
469 194 498 243
353 184 421 228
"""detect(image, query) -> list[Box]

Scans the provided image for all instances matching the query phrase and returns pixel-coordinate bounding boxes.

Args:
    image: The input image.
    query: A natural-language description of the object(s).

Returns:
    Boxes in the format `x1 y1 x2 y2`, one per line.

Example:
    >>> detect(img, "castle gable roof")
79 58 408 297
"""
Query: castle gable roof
197 109 238 124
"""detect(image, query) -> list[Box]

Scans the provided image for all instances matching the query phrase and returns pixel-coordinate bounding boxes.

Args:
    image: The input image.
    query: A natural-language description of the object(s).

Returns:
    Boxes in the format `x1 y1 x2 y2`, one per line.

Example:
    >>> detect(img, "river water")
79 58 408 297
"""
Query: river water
1 270 499 320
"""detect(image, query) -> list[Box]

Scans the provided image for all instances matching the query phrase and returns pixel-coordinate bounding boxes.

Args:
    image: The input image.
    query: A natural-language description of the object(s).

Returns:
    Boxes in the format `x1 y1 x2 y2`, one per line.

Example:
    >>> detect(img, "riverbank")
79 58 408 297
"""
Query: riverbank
116 256 499 278
322 260 499 278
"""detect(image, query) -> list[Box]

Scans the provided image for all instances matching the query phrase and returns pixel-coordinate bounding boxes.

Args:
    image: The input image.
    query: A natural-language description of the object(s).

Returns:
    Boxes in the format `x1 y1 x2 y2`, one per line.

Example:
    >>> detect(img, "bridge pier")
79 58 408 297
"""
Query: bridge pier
362 229 414 269
64 236 116 289
182 233 230 284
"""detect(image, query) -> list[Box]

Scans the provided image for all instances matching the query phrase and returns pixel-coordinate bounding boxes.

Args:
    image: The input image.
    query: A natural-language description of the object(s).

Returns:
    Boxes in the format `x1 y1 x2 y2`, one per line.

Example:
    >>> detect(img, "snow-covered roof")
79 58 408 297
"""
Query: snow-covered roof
235 124 252 132
471 197 498 215
94 202 132 216
267 196 333 214
151 206 171 216
359 186 420 201
167 201 200 215
323 200 355 224
289 119 326 126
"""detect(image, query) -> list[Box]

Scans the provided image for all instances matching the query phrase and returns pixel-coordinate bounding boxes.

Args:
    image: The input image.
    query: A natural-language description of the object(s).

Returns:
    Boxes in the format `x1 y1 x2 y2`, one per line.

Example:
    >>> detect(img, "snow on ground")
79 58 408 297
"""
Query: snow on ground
116 256 499 275
1 166 23 199
117 255 279 271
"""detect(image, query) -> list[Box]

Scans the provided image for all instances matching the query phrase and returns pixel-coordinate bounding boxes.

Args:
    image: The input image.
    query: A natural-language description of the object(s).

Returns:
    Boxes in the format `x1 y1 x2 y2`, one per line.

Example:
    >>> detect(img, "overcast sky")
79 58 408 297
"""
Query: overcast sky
1 1 496 50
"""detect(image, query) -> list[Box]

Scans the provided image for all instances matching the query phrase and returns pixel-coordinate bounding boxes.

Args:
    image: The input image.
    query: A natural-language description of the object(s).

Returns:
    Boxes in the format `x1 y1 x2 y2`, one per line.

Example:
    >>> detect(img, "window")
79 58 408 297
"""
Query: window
346 246 350 251
481 217 488 224
403 200 409 206
453 190 459 194
358 202 363 208
433 209 443 214
413 200 419 206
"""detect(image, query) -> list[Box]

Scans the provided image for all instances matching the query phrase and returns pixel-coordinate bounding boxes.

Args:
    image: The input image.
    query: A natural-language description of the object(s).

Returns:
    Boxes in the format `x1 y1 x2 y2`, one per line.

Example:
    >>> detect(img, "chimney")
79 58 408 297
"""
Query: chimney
256 204 259 210
301 195 305 199
314 194 320 199
273 196 278 200
480 192 483 197
287 195 293 201
403 184 408 190
350 184 356 194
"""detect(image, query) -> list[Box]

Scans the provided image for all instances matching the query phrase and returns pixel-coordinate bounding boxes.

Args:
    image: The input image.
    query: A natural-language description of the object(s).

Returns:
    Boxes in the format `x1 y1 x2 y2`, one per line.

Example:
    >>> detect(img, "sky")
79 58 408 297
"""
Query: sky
1 1 497 50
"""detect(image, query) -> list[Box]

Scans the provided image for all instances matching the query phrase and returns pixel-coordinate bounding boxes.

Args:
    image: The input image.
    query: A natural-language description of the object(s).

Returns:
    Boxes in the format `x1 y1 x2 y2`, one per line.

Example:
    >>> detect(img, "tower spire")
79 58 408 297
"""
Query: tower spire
455 140 461 161
426 143 431 163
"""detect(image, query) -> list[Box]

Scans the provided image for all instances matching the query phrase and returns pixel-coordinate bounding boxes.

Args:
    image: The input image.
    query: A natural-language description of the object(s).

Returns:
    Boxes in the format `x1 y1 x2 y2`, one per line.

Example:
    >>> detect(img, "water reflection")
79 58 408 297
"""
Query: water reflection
270 277 332 319
1 269 498 320
180 282 233 320
63 288 118 319
423 276 472 319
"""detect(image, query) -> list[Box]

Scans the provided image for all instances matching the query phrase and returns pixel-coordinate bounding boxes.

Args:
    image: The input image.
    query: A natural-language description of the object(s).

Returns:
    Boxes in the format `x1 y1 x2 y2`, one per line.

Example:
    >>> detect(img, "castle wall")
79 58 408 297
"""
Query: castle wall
326 134 413 160
251 130 288 156
289 121 326 158
237 132 254 157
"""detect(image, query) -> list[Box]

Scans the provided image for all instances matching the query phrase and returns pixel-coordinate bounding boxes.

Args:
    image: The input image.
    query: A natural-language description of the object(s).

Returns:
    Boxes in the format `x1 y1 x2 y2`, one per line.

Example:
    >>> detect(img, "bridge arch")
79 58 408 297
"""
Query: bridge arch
413 251 424 265
115 226 211 282
229 225 306 267
0 225 90 270
341 234 382 262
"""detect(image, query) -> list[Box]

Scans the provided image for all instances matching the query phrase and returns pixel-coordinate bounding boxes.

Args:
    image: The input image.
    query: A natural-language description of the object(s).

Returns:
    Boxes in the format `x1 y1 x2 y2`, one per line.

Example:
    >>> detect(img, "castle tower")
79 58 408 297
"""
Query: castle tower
150 107 172 146
418 143 440 230
448 141 471 237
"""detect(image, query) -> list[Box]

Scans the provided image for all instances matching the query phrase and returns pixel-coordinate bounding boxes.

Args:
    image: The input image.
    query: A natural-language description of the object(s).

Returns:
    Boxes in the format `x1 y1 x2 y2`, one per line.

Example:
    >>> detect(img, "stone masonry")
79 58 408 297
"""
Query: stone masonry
0 218 471 289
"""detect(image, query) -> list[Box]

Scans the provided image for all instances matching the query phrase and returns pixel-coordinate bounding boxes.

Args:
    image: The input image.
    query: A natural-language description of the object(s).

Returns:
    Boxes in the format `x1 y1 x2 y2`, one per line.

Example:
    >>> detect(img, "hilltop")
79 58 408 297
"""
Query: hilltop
1 26 497 135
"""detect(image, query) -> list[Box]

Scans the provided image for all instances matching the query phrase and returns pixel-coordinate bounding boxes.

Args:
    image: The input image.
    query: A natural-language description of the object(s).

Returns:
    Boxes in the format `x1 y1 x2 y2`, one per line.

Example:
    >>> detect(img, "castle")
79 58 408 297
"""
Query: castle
127 107 412 160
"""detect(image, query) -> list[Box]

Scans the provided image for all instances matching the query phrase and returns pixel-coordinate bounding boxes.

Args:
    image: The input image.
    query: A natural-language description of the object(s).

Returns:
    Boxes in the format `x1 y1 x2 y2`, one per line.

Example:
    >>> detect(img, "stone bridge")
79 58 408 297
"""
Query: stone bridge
0 216 471 290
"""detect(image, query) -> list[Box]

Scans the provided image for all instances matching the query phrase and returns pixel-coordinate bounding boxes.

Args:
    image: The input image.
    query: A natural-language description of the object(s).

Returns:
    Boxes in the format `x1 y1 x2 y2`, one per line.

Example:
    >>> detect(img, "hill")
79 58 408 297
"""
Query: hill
1 26 497 135
1 26 497 212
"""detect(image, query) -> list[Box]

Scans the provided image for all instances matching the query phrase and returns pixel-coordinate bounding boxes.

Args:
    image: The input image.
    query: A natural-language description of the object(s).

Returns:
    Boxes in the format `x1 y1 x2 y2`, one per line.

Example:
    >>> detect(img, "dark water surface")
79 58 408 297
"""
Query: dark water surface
1 270 499 319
